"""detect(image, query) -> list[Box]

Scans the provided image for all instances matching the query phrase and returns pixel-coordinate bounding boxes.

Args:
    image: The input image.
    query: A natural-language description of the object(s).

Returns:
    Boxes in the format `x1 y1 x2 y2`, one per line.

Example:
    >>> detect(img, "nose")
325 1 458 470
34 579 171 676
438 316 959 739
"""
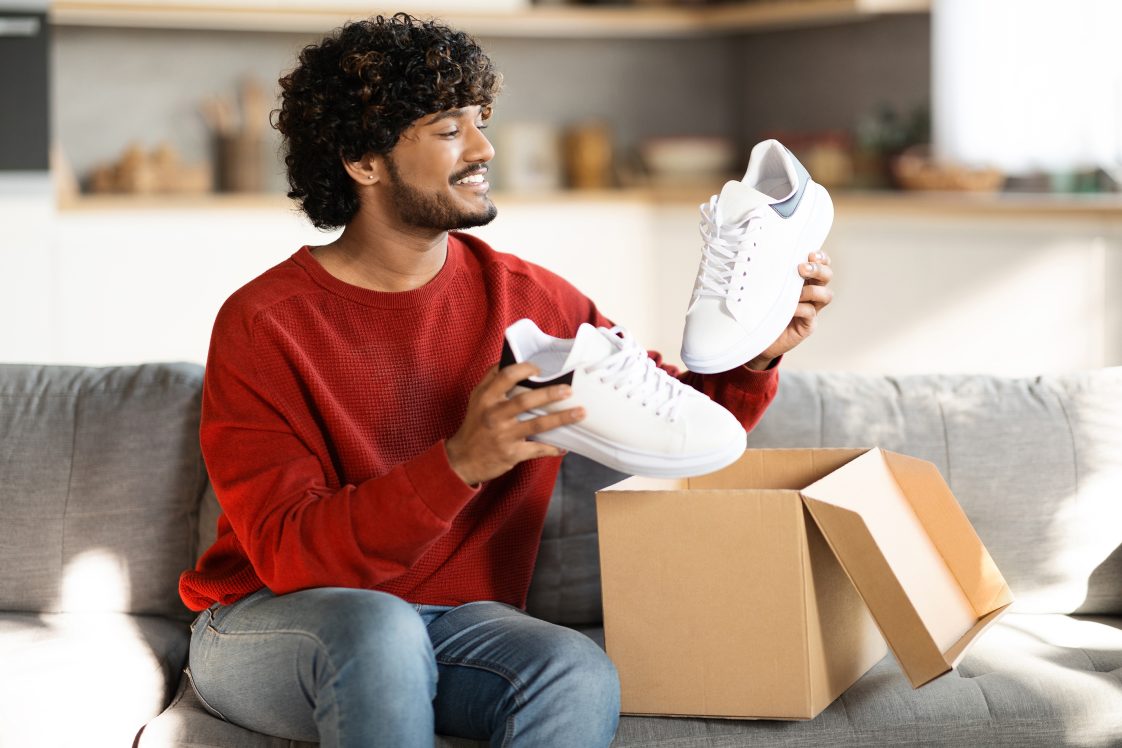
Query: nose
465 121 495 164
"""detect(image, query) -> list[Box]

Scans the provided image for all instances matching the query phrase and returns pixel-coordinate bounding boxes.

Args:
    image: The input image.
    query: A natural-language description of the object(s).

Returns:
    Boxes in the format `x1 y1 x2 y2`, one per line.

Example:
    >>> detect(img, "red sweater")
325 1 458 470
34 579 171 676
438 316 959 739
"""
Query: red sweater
179 233 779 612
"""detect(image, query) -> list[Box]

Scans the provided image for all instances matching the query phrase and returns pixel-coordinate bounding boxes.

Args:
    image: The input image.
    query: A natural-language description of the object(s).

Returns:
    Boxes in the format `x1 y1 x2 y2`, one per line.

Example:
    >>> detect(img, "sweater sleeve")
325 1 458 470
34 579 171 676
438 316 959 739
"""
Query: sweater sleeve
646 349 780 433
197 303 479 598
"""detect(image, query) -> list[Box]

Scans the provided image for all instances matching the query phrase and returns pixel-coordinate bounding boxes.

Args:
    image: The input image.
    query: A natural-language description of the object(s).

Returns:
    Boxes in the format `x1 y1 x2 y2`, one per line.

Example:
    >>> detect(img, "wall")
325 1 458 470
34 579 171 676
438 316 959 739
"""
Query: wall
52 27 738 190
732 14 931 143
51 16 928 188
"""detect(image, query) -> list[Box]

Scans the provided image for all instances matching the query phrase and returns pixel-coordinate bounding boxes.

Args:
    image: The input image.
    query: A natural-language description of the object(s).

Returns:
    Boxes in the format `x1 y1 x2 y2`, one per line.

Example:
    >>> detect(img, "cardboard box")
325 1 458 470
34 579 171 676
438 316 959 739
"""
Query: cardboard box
595 447 1013 720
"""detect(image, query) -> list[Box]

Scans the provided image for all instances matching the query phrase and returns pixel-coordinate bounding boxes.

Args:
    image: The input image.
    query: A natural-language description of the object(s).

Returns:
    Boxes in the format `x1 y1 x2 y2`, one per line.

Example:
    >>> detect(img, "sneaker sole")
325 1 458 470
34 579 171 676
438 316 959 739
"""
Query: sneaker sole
682 182 834 374
522 409 747 479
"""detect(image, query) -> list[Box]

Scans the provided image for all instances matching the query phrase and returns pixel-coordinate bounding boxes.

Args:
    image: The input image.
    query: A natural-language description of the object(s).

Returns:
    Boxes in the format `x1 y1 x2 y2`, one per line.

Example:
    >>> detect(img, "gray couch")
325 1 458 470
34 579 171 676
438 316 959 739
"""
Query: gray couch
2 362 1120 747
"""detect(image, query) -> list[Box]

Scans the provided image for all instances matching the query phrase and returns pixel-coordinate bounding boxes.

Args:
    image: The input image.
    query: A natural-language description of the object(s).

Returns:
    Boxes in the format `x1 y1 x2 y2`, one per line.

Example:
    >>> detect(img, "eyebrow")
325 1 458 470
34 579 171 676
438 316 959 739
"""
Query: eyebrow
423 105 490 127
423 109 467 127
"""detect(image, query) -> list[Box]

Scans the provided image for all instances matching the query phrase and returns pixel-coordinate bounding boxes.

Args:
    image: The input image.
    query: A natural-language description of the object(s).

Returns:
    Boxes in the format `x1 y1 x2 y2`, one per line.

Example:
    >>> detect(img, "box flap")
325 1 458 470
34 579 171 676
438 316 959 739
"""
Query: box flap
800 506 889 711
944 602 1012 669
798 496 953 688
799 448 1010 688
690 448 867 491
880 451 1015 615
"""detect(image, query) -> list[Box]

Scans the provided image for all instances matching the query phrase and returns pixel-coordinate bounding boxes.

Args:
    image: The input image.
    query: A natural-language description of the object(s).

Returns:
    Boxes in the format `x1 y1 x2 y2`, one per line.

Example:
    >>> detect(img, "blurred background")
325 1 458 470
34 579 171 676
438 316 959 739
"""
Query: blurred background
2 0 1120 374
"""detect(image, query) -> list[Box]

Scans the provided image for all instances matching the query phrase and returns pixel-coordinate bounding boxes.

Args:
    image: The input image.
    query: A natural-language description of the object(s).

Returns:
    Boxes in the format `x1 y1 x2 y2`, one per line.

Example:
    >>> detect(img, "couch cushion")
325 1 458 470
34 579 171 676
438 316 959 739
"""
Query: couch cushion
142 615 1121 747
0 363 207 620
0 611 188 748
609 613 1122 747
139 673 483 748
747 368 1122 615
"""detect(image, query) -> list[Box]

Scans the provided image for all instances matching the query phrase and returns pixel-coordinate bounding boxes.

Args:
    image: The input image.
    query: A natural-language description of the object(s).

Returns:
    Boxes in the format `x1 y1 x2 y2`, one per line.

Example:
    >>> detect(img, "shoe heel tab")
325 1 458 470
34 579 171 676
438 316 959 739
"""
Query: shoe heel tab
780 144 810 182
499 336 552 389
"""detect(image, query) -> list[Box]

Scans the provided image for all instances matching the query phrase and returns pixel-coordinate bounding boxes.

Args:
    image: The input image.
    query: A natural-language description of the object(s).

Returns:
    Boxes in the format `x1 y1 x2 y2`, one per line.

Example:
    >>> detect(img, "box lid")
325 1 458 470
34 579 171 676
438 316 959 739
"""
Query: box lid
798 448 1013 687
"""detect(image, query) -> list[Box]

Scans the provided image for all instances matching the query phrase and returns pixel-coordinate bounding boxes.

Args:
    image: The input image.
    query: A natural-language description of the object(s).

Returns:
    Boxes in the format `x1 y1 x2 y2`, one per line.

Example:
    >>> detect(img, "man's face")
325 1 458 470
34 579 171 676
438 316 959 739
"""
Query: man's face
380 104 497 232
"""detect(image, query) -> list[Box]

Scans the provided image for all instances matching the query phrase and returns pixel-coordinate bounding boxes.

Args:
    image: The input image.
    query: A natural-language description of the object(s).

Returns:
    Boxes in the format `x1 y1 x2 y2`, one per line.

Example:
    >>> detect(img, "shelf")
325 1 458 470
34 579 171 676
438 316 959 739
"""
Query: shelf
57 189 1122 220
50 0 930 37
832 190 1122 221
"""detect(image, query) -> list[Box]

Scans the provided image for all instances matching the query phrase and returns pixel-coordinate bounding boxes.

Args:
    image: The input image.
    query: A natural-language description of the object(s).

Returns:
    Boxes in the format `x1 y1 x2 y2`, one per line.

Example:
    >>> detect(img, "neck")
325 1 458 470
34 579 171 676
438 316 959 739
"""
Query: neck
314 212 449 292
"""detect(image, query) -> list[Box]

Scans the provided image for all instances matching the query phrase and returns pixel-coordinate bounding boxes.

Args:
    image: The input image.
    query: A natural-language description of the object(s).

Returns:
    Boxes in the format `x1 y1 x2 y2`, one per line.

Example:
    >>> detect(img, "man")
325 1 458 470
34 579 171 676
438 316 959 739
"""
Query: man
179 13 834 748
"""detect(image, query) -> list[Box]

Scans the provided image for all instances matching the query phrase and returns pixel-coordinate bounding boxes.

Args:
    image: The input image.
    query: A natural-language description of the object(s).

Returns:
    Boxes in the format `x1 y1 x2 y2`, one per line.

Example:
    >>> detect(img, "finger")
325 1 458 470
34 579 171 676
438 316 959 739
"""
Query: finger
491 361 542 395
515 441 569 462
799 284 834 310
791 301 819 322
809 249 831 266
514 406 586 439
494 383 573 421
799 261 833 285
476 364 500 389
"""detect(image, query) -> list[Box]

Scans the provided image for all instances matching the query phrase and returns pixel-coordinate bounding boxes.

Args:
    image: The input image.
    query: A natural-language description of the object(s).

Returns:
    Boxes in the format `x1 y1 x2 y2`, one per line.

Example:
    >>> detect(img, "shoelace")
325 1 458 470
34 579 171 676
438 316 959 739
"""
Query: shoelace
587 326 687 422
691 196 763 305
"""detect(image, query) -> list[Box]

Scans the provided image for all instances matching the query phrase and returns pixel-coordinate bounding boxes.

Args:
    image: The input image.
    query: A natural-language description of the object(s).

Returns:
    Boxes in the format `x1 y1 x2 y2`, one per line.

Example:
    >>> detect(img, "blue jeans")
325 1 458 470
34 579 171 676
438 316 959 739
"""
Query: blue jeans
187 587 620 747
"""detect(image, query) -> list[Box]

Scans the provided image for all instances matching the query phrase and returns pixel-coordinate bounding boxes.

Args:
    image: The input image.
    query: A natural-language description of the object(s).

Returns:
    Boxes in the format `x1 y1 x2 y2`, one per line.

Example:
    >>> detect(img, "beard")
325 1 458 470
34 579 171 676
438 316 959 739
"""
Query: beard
382 154 498 231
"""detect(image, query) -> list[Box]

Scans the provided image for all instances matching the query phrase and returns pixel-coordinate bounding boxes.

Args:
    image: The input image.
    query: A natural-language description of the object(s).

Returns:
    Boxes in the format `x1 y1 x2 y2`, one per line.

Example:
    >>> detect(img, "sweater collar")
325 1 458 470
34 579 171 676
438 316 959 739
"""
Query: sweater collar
292 234 464 310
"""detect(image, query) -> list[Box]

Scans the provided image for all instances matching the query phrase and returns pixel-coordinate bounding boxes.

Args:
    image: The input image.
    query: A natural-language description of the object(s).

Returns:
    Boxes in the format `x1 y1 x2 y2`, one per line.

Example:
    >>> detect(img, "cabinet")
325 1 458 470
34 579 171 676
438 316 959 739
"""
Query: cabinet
18 193 1122 372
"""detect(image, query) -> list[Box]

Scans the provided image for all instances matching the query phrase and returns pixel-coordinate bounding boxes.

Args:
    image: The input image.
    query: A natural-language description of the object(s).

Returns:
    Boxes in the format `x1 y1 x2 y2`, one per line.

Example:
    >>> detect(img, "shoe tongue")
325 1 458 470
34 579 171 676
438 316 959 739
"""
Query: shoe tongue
562 323 619 369
715 179 774 224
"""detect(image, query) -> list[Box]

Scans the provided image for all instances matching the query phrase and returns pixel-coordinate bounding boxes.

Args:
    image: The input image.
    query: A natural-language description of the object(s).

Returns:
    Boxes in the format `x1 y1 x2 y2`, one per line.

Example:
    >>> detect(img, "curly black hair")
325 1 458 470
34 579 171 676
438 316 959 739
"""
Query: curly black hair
274 14 503 230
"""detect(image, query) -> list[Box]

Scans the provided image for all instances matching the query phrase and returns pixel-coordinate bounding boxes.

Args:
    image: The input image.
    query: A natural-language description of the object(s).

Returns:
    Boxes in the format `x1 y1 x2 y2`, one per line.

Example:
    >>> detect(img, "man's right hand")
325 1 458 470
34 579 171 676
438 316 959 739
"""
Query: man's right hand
445 362 585 487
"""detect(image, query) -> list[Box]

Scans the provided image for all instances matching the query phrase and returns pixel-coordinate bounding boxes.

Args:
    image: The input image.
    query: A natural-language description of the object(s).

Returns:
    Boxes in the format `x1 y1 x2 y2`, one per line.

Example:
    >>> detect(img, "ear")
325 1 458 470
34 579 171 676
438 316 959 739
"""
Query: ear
341 153 382 185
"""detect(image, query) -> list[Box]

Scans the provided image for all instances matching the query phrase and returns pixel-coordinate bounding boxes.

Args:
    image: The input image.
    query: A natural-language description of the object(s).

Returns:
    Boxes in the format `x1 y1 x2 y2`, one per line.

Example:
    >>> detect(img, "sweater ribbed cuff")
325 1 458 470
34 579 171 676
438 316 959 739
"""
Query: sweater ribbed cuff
406 440 481 523
716 353 782 391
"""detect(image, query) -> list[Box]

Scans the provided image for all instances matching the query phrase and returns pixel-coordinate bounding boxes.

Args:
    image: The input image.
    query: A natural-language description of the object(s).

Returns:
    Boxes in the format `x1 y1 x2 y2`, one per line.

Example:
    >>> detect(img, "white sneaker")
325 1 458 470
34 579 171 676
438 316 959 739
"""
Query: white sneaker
501 318 746 478
681 139 834 373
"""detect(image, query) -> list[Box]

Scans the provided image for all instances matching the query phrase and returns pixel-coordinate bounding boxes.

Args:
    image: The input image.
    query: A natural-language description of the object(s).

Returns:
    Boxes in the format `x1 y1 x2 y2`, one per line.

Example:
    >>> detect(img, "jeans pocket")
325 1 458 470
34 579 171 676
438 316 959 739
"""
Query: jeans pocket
189 607 212 634
184 666 229 722
207 587 270 633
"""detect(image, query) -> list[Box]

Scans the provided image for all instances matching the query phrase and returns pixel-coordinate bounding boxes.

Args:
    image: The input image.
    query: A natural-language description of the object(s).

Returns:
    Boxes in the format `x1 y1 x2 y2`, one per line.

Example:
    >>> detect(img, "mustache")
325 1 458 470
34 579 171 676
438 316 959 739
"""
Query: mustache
450 166 488 183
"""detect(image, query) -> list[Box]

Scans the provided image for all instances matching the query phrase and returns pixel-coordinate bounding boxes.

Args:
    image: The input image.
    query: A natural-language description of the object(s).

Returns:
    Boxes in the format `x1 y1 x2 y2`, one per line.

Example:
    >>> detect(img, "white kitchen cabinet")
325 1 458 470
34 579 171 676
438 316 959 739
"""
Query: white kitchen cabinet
0 176 56 363
7 193 1120 375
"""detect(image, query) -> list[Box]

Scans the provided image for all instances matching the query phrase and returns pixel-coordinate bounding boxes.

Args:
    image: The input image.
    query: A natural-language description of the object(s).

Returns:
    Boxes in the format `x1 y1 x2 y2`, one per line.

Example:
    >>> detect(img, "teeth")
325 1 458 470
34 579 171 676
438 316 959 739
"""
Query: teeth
456 173 485 185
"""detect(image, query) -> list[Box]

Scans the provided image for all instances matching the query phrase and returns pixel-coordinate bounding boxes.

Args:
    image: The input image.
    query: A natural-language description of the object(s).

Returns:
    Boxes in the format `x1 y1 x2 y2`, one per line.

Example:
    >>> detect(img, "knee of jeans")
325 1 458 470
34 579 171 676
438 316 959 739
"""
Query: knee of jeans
545 630 621 713
312 589 436 682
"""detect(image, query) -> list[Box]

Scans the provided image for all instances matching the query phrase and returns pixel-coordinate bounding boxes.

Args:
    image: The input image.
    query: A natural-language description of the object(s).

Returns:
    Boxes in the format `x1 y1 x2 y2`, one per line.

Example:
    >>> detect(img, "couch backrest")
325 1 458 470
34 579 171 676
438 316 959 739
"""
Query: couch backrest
8 363 1118 625
0 363 206 621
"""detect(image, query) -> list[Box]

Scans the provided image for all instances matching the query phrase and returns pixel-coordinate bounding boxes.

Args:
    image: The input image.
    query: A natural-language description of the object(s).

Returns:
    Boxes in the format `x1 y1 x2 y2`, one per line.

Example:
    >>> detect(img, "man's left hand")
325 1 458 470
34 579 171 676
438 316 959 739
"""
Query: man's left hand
745 250 834 370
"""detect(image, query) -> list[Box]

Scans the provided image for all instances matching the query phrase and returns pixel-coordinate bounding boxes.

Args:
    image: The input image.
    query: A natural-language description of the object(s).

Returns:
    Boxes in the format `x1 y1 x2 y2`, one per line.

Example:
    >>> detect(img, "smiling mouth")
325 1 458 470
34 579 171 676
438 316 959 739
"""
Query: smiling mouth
453 169 488 187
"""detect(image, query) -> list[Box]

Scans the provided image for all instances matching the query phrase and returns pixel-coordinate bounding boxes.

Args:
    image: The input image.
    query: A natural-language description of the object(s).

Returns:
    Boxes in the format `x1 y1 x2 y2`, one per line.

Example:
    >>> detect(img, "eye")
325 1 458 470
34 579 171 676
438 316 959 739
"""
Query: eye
439 129 460 139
